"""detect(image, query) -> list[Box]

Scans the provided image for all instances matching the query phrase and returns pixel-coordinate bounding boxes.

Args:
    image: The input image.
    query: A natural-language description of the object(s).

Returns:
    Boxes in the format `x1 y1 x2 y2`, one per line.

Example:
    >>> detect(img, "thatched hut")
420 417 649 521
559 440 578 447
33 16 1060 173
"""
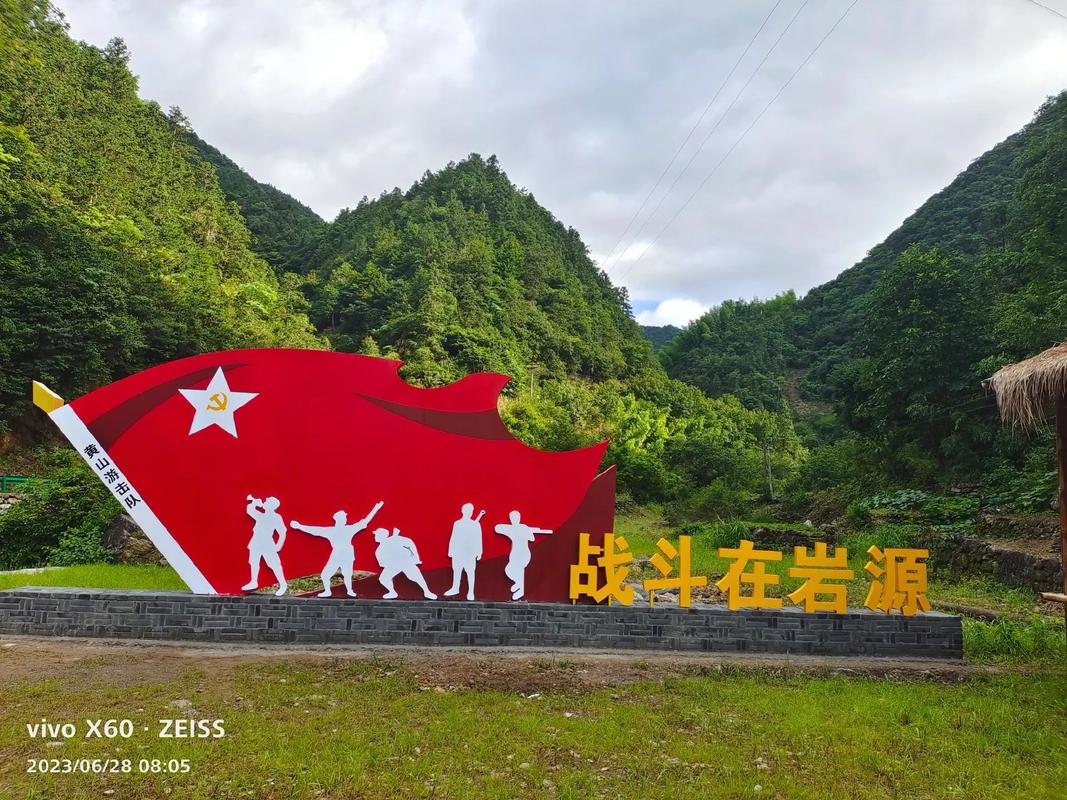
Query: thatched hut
988 343 1067 615
988 342 1067 429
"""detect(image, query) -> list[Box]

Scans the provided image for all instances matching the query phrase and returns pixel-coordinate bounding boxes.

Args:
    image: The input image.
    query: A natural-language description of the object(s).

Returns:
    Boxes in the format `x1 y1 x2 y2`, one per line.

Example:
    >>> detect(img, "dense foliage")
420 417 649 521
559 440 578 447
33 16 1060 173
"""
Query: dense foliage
0 449 118 568
792 95 1066 399
186 129 328 275
500 372 805 516
296 155 659 388
829 94 1067 488
662 92 1067 508
3 0 1065 569
660 292 797 410
0 1 320 434
0 1 808 568
640 324 681 351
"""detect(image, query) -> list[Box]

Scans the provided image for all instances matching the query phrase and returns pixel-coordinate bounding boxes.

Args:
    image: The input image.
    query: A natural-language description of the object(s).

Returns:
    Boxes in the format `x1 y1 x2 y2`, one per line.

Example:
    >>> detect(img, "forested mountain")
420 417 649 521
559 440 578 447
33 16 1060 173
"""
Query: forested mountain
185 132 661 389
0 0 319 434
640 324 681 351
5 0 1062 553
793 94 1067 399
192 135 660 388
294 155 659 388
0 1 807 529
185 130 327 275
660 293 797 411
659 91 1067 492
834 92 1067 480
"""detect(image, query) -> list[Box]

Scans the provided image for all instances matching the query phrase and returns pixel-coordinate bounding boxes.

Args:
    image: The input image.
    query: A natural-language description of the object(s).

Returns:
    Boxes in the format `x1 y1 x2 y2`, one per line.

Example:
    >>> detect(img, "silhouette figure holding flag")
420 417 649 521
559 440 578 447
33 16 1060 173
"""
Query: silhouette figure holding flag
373 527 437 599
291 501 384 597
444 503 485 600
242 495 288 596
494 511 553 600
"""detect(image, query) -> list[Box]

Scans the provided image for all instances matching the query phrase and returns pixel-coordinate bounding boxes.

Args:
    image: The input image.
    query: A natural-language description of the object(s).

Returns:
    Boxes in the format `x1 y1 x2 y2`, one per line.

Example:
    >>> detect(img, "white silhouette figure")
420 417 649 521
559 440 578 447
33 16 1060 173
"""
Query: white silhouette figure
291 501 384 597
494 511 553 600
242 495 288 596
444 502 485 601
373 527 437 600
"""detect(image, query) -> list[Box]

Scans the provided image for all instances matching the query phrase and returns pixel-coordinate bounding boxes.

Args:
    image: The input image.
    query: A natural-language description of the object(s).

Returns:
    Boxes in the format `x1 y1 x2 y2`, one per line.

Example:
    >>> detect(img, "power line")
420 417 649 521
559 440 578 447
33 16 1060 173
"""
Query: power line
1023 0 1067 23
607 0 811 275
619 0 861 280
598 0 785 269
919 396 998 424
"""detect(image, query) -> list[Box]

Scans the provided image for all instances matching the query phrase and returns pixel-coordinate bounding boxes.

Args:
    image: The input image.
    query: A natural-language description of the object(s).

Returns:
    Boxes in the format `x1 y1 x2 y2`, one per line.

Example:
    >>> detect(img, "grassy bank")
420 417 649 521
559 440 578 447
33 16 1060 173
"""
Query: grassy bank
0 646 1064 800
0 564 185 592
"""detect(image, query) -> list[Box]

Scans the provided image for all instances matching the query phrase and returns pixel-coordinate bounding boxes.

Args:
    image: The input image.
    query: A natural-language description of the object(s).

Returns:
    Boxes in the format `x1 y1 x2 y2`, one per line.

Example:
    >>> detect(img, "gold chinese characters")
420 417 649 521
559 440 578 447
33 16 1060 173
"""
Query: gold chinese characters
569 536 930 615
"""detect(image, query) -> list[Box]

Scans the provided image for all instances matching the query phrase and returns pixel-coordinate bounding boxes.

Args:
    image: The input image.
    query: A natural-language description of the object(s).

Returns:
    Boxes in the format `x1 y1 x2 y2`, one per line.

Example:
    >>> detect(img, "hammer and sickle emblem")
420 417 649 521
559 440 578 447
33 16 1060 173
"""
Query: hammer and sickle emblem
205 392 228 412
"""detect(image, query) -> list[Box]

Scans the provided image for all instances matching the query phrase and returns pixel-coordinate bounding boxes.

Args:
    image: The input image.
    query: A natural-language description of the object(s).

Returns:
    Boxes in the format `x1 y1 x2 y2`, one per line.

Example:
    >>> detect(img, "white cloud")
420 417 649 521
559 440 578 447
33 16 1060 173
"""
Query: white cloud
636 298 709 328
219 8 389 112
58 0 1067 310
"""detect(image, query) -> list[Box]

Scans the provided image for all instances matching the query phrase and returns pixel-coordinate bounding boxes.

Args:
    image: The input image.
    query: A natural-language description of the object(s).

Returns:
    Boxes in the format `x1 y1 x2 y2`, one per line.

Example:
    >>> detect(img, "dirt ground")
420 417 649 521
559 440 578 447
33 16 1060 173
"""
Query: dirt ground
0 635 999 692
987 537 1060 558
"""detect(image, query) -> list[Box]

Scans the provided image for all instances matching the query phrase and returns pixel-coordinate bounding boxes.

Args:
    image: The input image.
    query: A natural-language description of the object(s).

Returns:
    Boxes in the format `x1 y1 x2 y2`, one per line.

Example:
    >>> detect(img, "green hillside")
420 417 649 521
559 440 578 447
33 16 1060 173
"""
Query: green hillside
296 154 659 388
659 91 1067 496
0 1 805 558
0 0 319 433
660 293 797 411
188 139 659 388
793 94 1067 398
186 130 327 275
640 324 681 351
5 0 1063 570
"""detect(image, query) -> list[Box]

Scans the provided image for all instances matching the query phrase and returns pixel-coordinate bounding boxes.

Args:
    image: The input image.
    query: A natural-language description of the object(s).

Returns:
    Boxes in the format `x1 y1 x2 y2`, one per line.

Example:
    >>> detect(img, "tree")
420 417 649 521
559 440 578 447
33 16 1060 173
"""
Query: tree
840 245 992 477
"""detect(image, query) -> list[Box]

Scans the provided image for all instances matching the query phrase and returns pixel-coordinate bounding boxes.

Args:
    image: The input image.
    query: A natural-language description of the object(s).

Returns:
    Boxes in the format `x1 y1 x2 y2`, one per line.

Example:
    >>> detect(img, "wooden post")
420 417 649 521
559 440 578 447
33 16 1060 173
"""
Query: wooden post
1054 398 1067 648
762 441 775 501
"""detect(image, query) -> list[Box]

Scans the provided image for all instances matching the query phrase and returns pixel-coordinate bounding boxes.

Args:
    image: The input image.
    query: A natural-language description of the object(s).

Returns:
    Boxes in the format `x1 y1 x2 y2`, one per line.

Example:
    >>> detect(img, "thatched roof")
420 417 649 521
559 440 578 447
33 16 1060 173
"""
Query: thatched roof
988 342 1067 428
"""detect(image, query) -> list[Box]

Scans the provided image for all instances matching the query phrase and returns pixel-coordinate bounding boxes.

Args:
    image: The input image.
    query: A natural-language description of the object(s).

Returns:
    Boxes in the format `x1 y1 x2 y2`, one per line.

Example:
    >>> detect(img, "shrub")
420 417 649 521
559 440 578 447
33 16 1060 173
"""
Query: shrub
920 494 978 524
49 523 115 566
679 519 750 550
840 524 924 556
614 449 685 504
982 441 1057 513
864 489 931 512
665 479 752 524
845 490 977 530
844 500 871 530
0 448 120 569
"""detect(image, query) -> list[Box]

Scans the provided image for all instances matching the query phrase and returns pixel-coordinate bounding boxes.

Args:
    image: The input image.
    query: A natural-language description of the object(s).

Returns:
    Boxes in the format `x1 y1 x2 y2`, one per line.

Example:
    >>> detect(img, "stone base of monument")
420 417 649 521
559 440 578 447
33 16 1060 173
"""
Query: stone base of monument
0 588 963 659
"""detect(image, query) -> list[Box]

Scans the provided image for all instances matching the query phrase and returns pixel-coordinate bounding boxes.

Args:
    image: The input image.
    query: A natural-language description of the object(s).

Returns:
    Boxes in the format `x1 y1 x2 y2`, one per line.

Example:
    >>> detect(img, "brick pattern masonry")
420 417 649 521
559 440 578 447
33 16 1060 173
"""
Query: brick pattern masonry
0 588 963 659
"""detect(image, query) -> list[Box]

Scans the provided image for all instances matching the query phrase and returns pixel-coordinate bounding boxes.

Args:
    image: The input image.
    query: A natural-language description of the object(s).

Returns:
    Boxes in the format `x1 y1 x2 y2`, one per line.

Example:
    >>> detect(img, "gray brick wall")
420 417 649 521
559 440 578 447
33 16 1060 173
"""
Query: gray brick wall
0 588 963 658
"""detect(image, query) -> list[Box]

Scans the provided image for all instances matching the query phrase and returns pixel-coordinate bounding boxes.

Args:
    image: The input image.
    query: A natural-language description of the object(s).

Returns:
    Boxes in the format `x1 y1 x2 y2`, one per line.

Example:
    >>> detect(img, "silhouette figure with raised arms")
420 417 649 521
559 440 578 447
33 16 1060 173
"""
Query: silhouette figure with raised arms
444 502 485 601
373 527 437 600
242 495 288 596
291 500 384 597
494 511 553 600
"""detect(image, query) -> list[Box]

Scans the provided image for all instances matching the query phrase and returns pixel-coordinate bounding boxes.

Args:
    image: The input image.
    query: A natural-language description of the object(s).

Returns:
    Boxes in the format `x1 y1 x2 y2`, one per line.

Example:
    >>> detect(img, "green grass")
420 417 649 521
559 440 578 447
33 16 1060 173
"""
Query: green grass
0 656 1064 800
738 520 823 532
0 564 184 592
928 575 1046 615
964 617 1066 665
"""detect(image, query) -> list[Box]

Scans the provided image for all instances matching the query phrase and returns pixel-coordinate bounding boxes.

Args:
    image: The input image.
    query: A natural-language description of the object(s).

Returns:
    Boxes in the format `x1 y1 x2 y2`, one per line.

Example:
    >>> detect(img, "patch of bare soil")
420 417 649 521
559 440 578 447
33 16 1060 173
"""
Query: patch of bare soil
987 537 1059 558
0 636 1000 693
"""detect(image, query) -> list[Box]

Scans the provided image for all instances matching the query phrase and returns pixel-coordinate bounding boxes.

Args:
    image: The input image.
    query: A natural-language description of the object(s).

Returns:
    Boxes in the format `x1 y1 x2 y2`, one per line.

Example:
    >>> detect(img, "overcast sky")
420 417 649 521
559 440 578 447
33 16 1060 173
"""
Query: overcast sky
60 0 1067 326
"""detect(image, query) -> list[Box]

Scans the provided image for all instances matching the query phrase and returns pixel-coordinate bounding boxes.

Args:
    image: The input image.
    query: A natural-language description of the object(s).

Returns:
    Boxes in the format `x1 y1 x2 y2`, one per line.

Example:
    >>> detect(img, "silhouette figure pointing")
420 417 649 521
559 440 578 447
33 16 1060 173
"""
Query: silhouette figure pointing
291 500 384 597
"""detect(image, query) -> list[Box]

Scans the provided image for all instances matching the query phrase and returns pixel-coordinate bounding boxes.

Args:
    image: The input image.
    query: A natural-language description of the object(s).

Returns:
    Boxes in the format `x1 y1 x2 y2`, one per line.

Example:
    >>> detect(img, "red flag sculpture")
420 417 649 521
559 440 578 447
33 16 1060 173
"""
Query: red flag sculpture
34 350 615 601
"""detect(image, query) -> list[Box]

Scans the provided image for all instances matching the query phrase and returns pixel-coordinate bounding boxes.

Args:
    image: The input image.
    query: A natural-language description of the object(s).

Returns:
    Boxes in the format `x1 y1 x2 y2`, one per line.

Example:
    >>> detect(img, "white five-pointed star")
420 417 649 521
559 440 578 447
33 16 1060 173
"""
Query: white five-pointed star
178 367 258 438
